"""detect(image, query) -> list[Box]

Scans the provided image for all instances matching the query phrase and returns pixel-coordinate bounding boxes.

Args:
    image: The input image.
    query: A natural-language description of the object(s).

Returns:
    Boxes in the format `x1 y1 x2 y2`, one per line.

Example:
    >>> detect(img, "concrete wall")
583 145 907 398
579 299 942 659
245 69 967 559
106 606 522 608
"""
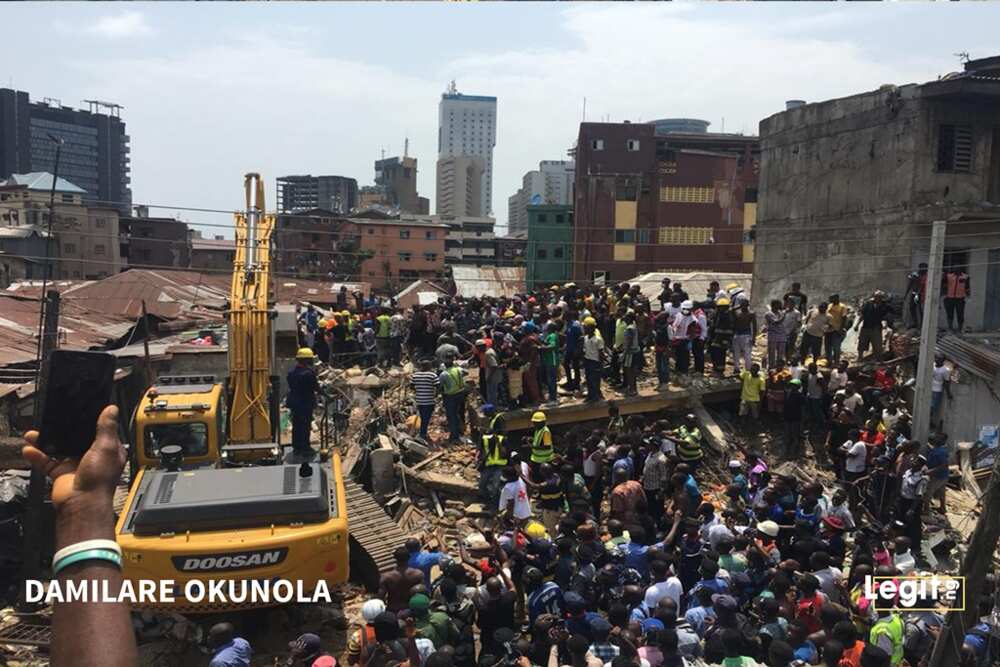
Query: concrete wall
753 83 1000 313
941 369 1000 446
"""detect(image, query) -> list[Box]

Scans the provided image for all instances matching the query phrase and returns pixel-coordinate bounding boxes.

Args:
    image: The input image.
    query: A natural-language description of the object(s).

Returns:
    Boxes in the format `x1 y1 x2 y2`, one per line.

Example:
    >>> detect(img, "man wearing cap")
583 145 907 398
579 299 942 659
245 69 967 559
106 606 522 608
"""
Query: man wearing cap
478 406 508 506
408 593 456 649
288 633 336 667
529 411 554 479
752 521 782 565
782 378 805 458
287 348 319 457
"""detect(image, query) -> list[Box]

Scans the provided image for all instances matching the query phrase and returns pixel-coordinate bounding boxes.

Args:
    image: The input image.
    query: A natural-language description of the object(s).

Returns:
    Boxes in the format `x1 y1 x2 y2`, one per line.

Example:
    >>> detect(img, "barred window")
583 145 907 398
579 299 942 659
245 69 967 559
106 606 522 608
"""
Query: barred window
657 227 714 245
659 186 715 203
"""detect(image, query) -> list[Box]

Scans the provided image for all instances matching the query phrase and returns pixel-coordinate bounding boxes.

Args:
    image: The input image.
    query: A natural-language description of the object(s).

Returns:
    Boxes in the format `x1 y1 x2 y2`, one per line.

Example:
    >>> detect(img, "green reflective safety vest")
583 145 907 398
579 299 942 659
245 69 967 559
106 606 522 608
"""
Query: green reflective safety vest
869 613 904 667
531 426 554 463
676 425 703 462
482 434 507 466
442 367 464 395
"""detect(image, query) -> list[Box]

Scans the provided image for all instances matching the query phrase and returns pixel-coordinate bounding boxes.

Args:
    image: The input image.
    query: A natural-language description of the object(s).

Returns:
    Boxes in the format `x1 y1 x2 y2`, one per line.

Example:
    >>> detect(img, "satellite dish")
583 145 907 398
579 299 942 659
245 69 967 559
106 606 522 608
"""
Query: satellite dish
530 194 542 205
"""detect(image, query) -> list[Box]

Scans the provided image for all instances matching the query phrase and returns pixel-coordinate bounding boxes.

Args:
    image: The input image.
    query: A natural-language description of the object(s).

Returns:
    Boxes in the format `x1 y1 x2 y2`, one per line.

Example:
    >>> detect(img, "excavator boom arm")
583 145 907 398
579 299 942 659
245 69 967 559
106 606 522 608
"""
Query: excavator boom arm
228 173 275 444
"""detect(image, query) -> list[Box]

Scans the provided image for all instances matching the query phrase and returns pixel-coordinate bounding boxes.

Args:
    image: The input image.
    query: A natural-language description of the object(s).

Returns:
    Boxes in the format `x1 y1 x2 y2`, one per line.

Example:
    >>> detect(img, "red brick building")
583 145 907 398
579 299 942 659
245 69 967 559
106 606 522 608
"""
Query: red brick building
572 122 759 284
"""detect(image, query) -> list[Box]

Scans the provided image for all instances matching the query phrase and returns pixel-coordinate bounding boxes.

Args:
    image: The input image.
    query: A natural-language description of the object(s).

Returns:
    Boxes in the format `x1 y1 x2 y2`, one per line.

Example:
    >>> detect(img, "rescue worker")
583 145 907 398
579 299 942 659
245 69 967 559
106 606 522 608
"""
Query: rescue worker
869 606 905 666
287 348 319 457
478 404 508 507
674 413 704 471
529 411 554 481
439 354 467 443
708 297 735 375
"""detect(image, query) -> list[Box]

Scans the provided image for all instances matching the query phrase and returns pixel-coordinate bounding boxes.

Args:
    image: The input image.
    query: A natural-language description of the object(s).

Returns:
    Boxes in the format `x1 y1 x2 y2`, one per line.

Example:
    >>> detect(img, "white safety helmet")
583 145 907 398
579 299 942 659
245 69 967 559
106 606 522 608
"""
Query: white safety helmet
681 300 693 313
362 599 387 622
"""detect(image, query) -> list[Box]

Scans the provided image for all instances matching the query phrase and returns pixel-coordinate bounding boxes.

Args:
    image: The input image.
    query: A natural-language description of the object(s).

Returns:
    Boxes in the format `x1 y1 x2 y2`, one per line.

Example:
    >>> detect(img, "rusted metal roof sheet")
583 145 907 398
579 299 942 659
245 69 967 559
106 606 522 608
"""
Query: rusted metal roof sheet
451 266 526 299
937 335 1000 384
0 294 138 365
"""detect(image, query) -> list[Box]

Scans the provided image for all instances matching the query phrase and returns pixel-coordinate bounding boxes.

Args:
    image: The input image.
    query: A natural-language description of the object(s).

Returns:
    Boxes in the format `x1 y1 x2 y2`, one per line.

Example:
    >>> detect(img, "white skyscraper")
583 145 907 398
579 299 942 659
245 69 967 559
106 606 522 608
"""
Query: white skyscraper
436 81 497 217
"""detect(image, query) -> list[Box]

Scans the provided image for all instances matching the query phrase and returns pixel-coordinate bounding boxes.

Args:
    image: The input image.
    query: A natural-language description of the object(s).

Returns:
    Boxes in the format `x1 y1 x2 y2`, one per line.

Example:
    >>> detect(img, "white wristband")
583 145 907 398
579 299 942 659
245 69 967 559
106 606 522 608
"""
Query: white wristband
53 539 122 566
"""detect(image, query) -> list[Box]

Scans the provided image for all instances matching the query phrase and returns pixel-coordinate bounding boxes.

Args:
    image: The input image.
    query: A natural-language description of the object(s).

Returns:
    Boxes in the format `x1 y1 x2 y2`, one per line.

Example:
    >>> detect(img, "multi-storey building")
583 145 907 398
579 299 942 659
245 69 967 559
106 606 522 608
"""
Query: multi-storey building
0 172 121 279
374 156 429 214
572 122 759 284
526 205 573 289
276 175 358 215
0 90 131 212
352 217 448 291
436 156 484 218
437 83 496 217
753 55 1000 329
508 160 575 235
120 206 190 269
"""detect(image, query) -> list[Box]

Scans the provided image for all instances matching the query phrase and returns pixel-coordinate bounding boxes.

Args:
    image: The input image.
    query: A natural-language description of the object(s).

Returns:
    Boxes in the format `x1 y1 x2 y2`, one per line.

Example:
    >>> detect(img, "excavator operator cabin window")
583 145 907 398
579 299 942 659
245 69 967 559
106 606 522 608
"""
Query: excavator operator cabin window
145 423 209 459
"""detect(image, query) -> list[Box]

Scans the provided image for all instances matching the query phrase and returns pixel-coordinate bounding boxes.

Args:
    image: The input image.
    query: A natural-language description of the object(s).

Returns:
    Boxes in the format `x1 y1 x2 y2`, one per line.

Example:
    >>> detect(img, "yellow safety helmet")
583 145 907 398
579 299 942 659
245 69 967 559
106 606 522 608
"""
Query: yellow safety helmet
583 317 597 327
524 521 548 540
531 411 547 424
716 298 731 306
503 310 515 318
341 310 351 317
296 347 316 360
318 318 328 328
726 283 740 290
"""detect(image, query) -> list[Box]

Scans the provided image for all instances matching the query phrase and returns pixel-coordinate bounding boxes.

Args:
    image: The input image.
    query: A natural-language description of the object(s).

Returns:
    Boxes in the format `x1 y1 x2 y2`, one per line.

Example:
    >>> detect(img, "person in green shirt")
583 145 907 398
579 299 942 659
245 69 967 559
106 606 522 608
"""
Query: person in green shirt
375 309 392 368
541 322 561 404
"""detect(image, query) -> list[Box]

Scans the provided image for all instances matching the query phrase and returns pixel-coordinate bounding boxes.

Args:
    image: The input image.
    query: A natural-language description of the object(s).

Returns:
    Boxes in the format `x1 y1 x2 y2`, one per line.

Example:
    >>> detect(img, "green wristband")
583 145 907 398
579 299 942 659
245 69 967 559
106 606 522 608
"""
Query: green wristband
53 548 123 575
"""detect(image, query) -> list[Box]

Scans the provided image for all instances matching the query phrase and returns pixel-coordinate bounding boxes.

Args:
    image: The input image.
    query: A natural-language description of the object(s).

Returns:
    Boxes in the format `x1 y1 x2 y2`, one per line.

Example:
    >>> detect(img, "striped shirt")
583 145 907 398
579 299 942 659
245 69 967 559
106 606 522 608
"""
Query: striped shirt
411 371 439 406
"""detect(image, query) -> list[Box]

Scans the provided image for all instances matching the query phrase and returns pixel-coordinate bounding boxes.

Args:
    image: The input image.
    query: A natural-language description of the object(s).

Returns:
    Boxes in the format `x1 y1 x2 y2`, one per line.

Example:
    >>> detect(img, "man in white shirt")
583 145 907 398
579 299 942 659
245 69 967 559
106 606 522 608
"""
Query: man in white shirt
644 559 683 611
930 354 952 428
810 551 844 604
498 467 532 521
828 360 850 393
841 429 867 484
835 383 865 417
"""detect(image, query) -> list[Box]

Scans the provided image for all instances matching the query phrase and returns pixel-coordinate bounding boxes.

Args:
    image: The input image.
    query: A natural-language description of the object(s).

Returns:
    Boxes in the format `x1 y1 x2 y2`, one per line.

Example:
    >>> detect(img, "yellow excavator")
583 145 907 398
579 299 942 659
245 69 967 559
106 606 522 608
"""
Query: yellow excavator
114 174 349 612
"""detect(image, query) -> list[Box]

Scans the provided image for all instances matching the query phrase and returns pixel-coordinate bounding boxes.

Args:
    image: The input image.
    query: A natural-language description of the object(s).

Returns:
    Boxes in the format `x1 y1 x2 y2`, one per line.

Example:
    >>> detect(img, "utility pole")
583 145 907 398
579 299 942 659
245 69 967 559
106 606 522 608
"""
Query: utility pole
913 219 947 444
18 290 60 609
928 447 1000 667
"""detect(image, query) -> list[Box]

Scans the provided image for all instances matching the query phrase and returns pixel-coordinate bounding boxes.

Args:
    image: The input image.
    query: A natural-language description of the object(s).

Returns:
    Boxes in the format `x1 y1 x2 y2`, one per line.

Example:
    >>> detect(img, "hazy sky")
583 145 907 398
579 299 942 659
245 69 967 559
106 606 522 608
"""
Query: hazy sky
3 3 998 235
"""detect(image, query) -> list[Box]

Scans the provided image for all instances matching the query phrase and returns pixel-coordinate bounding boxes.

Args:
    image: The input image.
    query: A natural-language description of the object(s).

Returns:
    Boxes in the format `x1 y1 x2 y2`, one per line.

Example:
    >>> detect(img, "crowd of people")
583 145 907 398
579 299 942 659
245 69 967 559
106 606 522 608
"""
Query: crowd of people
278 275 977 667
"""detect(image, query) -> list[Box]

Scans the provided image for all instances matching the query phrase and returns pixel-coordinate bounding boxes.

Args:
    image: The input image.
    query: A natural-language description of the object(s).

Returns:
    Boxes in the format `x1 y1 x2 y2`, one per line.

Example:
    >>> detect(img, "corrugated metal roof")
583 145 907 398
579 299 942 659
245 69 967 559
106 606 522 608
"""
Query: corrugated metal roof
937 335 1000 384
395 279 449 309
56 269 230 319
0 172 85 193
627 271 753 310
451 266 526 299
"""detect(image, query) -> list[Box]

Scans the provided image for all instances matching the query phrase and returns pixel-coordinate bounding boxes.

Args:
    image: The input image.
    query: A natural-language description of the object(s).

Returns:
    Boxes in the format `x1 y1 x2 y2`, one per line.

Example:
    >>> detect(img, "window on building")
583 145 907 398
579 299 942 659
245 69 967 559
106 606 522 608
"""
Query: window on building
425 230 434 239
657 226 714 245
94 244 105 255
591 139 605 151
399 229 410 239
744 187 759 203
537 248 547 259
616 177 638 201
537 214 548 223
614 230 636 243
367 228 375 235
937 124 973 173
554 247 564 259
626 139 641 152
61 195 73 203
64 243 77 254
424 252 438 262
311 234 320 243
398 252 412 262
636 230 650 244
139 249 151 261
659 186 715 203
95 218 106 228
72 271 81 278
555 214 564 223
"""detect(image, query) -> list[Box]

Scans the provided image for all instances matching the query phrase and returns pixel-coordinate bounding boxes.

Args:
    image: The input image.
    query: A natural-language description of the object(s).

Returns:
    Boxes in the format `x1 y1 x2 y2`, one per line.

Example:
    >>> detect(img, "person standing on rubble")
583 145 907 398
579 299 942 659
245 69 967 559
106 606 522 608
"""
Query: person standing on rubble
287 348 319 457
479 406 509 506
439 354 467 443
529 411 554 480
582 316 605 403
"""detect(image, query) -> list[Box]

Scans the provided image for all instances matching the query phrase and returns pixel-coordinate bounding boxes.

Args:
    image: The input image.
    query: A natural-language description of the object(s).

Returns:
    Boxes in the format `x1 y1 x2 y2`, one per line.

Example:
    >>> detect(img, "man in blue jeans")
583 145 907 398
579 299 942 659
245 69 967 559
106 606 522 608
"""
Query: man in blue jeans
411 357 439 441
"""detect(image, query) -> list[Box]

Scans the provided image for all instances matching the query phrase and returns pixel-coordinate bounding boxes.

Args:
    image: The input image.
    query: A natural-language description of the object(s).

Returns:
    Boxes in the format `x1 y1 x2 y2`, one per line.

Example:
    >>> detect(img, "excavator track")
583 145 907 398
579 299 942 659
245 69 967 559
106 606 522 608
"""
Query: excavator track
344 479 409 590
